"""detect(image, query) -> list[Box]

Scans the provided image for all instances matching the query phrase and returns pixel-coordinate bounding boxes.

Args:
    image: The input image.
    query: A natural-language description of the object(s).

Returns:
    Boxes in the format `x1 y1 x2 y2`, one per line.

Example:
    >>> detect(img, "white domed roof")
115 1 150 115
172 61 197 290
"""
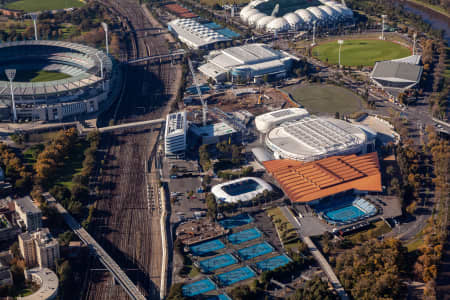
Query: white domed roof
240 5 251 17
266 17 290 32
334 4 353 17
324 1 338 6
319 5 339 19
241 8 259 22
283 12 303 28
248 12 267 25
256 16 276 29
307 7 328 22
329 4 344 15
295 9 316 24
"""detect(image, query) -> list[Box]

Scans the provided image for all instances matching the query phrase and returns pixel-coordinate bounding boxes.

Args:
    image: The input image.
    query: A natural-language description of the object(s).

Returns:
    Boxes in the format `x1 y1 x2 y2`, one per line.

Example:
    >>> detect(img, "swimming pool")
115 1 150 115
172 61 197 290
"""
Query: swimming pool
182 278 217 297
190 239 225 256
228 228 262 245
237 242 274 260
199 254 238 272
216 266 256 286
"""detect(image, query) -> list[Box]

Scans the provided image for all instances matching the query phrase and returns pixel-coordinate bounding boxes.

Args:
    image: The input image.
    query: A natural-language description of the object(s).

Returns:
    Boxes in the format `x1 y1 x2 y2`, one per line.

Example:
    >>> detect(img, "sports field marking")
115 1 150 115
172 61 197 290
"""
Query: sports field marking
313 39 411 67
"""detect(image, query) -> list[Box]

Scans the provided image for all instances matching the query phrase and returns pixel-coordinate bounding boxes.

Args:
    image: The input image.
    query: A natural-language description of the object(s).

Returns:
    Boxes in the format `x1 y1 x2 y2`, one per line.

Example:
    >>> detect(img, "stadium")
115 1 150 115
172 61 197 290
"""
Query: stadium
211 177 273 203
240 0 353 32
0 40 114 122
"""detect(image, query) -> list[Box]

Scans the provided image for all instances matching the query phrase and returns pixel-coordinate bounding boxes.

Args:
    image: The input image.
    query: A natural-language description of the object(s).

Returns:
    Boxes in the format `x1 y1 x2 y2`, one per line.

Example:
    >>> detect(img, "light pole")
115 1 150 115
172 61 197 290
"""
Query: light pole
101 22 109 55
338 40 344 68
5 69 17 122
30 13 38 40
311 21 317 46
413 32 417 55
379 15 387 40
95 52 105 91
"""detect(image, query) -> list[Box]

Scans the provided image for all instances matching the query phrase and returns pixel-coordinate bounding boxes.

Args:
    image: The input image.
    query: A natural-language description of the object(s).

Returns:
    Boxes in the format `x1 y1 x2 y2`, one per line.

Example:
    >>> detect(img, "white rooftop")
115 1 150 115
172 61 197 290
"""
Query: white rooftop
211 177 272 203
190 122 236 137
21 268 58 300
168 19 230 48
255 108 309 133
266 116 368 161
165 111 187 137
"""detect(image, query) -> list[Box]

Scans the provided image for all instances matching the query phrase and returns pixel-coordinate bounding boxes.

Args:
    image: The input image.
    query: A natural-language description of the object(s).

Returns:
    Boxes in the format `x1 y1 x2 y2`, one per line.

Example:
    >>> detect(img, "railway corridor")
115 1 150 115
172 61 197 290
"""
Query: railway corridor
85 0 181 299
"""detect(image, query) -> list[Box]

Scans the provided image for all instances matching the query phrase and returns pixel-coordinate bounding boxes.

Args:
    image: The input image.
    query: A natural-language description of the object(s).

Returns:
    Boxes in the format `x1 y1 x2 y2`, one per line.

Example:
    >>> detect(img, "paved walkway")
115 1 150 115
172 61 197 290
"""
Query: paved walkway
280 206 349 300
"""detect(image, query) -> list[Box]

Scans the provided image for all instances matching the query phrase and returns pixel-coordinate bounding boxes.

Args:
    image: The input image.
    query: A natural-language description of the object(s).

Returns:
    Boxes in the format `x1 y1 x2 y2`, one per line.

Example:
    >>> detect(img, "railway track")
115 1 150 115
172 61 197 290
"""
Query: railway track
84 1 181 299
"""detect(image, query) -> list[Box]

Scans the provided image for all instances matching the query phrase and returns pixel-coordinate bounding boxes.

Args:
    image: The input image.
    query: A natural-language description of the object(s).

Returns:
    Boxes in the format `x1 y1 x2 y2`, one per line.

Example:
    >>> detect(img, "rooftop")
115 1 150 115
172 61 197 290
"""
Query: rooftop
190 122 236 138
168 18 230 48
371 55 423 83
263 152 382 203
23 267 58 300
165 111 187 137
14 196 41 214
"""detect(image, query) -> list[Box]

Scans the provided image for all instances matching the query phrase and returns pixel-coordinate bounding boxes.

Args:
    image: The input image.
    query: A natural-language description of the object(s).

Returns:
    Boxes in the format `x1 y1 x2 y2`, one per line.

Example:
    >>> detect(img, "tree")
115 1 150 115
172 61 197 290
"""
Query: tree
30 185 44 203
166 283 186 300
291 276 338 300
206 193 217 220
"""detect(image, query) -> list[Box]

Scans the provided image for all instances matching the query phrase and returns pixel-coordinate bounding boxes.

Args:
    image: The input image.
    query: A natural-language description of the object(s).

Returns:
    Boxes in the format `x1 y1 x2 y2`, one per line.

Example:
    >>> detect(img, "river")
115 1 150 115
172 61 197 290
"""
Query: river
399 0 450 43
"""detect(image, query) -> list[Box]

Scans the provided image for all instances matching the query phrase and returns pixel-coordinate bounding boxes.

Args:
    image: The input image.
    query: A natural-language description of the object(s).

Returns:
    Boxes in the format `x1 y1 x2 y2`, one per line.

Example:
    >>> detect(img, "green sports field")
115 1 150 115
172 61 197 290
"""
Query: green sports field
313 39 411 67
6 0 84 12
282 84 362 114
0 70 70 82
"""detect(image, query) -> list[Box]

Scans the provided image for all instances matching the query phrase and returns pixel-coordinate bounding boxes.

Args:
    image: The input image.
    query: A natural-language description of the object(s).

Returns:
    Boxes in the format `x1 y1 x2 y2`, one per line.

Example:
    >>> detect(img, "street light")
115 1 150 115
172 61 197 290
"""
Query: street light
5 69 17 122
30 13 39 40
95 52 105 91
379 15 387 40
413 32 417 55
101 22 109 55
338 39 344 68
311 21 317 46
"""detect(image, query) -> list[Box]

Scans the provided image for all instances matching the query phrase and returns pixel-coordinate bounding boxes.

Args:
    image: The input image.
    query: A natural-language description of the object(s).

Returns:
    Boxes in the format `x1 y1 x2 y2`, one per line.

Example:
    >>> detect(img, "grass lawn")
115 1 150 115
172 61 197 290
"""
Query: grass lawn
6 0 84 12
56 140 88 189
267 207 299 245
0 70 71 83
313 39 411 67
282 84 362 114
346 220 391 244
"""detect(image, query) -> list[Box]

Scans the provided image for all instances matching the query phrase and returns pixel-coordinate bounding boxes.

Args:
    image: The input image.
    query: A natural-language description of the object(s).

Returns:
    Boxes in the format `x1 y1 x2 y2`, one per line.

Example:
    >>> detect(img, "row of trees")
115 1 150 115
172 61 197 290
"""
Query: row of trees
0 143 32 195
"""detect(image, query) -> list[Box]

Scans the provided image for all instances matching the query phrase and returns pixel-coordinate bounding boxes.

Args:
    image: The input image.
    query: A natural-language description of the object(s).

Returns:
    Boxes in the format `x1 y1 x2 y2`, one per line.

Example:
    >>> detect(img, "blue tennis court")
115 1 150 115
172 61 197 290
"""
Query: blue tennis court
190 239 225 256
199 254 238 272
256 254 292 271
219 213 254 229
228 228 262 245
237 242 274 260
206 294 232 300
182 278 217 297
216 266 256 286
325 206 366 222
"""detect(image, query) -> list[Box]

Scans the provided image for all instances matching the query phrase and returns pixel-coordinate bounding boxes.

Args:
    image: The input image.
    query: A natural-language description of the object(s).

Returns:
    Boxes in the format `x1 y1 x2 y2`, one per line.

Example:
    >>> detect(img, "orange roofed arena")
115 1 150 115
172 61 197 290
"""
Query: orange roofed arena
263 152 382 205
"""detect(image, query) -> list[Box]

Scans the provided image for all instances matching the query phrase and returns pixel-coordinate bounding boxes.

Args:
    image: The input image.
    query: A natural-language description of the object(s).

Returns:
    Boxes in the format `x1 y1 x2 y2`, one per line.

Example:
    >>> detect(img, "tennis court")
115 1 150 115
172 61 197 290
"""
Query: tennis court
228 228 262 245
182 278 217 297
256 254 292 271
219 213 254 229
190 239 225 256
199 254 238 272
325 206 366 222
237 242 274 260
216 266 256 286
206 294 232 300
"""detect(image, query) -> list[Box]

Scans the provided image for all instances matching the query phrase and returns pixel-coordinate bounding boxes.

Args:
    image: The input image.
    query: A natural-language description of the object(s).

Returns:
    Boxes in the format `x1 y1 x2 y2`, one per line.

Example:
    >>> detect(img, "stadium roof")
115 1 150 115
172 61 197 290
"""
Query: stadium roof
168 19 230 49
263 152 382 203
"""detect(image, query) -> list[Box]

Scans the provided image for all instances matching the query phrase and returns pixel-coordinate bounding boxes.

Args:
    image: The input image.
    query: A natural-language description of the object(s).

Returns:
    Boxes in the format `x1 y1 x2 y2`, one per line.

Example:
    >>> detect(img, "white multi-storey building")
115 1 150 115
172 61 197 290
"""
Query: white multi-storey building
14 196 42 232
19 228 60 269
165 111 187 158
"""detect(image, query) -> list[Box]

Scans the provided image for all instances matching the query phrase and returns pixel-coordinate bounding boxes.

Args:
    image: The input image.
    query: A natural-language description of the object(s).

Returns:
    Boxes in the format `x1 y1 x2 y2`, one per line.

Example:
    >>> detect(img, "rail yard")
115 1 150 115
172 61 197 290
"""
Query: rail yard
84 0 181 299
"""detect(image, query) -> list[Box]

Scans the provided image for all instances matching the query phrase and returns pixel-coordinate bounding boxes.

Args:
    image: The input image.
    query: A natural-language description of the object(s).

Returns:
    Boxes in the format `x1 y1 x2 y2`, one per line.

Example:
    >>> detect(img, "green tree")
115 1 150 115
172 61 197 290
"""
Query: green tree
206 193 217 220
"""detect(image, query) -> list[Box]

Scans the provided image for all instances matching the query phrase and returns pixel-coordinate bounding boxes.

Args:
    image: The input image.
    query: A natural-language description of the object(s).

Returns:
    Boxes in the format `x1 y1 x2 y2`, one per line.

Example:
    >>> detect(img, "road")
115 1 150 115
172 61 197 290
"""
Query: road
280 206 349 300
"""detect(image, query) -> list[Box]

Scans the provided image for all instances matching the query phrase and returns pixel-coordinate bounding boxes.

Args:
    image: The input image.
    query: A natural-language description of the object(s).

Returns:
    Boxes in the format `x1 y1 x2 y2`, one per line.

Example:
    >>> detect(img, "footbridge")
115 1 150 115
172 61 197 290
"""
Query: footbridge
79 118 165 134
48 195 146 300
127 49 185 64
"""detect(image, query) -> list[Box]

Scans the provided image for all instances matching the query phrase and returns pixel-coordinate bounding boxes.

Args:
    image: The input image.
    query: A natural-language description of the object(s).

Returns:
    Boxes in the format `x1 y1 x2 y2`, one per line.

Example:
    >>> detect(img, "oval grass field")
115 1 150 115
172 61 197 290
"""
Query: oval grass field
313 39 411 67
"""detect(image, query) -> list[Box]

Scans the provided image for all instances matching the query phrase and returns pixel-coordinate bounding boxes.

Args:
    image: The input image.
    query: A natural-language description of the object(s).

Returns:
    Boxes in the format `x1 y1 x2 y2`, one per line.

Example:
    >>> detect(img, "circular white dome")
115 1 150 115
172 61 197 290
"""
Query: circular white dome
295 9 316 25
329 5 344 16
248 12 267 26
266 17 290 32
307 7 328 22
283 12 303 29
241 8 259 23
256 16 276 30
334 4 353 18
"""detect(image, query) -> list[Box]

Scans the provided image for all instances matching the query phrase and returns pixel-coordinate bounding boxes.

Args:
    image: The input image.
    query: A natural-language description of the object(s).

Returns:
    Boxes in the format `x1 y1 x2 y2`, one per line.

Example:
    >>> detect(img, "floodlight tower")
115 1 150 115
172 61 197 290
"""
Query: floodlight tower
5 69 17 122
338 39 344 68
95 52 105 91
413 32 417 55
379 15 387 40
311 21 317 46
30 13 38 40
101 22 109 55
